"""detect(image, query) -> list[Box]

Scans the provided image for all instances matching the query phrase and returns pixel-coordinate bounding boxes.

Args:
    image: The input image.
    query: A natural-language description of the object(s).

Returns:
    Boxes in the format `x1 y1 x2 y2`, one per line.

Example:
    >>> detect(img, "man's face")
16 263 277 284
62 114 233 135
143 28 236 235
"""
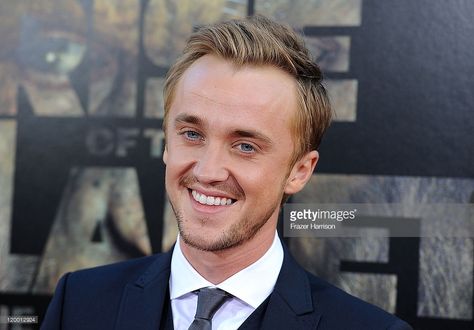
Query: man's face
164 54 303 251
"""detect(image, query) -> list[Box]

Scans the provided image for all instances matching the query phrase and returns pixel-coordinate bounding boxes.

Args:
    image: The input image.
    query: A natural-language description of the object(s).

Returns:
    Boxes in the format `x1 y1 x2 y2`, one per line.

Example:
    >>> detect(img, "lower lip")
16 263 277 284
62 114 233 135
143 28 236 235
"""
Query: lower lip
188 190 235 214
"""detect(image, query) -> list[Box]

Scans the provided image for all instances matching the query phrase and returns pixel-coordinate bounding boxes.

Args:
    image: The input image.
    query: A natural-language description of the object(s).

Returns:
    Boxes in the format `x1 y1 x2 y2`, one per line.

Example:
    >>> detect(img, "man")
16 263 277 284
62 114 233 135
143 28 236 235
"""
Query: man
41 16 412 329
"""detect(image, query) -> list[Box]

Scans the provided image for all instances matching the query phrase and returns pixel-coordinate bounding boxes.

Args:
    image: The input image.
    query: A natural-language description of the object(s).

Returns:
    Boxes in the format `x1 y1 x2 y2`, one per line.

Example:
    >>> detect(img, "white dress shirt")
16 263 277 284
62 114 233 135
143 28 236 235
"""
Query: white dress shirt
169 232 284 330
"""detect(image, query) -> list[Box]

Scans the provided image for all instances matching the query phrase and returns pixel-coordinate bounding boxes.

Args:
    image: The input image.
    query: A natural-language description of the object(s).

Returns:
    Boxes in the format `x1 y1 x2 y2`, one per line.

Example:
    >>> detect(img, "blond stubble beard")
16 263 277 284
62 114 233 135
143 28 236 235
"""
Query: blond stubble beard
170 199 279 252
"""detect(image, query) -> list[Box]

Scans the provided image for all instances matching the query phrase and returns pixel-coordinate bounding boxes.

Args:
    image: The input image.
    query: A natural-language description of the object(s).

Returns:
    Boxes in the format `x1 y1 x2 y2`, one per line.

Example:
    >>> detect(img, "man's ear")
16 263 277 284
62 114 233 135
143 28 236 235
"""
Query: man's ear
163 145 168 165
284 150 318 195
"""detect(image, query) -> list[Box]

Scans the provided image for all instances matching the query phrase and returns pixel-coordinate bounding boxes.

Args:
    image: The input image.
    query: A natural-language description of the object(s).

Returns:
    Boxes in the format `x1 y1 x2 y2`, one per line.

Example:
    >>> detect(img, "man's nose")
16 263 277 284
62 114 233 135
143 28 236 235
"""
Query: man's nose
192 145 229 184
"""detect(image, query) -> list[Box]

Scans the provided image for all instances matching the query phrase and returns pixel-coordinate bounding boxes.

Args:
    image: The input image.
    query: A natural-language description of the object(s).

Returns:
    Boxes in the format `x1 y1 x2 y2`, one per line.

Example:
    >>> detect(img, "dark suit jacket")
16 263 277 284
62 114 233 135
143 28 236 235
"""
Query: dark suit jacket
41 245 412 329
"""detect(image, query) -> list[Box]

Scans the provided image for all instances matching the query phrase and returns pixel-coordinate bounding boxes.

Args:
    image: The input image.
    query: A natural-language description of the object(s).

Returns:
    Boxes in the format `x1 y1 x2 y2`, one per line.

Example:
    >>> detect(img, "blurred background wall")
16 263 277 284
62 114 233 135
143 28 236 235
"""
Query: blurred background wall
0 0 472 329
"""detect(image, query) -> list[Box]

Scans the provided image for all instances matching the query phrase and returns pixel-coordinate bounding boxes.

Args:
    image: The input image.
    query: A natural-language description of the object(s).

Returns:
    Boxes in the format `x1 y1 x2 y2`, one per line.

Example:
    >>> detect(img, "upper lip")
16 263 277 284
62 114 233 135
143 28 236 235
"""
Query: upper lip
188 187 236 200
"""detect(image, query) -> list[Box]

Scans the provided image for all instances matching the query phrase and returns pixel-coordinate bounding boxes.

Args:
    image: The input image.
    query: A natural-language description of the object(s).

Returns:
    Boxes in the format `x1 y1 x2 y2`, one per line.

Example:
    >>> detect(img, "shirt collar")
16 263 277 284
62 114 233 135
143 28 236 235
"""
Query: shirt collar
169 232 284 309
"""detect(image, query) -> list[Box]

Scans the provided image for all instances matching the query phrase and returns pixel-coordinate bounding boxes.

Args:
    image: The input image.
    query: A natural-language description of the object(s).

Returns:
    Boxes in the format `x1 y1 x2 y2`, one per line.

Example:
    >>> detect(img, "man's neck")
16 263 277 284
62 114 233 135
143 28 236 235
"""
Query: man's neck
180 222 277 284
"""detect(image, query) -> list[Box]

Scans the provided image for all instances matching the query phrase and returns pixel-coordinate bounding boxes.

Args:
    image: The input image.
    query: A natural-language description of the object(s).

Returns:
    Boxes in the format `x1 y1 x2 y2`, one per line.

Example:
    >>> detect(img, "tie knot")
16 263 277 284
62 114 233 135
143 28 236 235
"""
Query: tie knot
194 287 230 320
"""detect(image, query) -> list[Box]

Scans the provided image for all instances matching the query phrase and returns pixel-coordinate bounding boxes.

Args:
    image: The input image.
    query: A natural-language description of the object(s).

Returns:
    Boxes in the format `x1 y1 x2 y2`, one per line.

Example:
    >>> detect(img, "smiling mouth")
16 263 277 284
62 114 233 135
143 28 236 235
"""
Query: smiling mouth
190 189 236 206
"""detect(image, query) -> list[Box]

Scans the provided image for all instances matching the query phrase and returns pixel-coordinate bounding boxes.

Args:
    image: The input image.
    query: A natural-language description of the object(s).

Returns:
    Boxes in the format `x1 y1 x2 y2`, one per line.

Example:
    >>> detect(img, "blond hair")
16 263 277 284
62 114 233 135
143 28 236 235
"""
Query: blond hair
163 15 332 165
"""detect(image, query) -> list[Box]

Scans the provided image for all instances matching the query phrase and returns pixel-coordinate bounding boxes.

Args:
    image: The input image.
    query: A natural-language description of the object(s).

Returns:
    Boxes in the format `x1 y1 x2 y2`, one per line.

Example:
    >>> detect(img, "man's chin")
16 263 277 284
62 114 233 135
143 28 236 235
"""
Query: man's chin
180 230 243 252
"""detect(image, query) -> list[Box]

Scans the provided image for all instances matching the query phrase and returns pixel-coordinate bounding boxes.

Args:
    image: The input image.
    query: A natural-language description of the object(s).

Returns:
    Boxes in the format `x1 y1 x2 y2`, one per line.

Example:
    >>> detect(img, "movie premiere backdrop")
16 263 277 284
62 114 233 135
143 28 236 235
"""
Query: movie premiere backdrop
0 1 472 329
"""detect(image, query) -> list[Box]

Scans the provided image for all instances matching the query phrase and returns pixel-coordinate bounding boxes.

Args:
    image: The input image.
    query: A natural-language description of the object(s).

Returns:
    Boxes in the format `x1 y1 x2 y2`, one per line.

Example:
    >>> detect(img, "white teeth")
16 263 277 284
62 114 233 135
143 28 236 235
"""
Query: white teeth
192 190 234 206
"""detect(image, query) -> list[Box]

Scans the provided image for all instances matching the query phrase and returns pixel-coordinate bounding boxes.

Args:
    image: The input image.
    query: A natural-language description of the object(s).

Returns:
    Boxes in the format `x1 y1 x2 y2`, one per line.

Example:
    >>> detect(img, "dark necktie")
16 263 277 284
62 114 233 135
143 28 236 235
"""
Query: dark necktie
188 287 230 330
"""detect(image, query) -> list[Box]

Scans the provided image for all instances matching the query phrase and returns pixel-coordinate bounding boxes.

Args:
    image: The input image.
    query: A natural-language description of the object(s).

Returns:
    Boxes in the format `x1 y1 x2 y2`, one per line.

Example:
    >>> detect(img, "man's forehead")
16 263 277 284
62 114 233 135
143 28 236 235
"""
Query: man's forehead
166 55 298 147
175 55 297 109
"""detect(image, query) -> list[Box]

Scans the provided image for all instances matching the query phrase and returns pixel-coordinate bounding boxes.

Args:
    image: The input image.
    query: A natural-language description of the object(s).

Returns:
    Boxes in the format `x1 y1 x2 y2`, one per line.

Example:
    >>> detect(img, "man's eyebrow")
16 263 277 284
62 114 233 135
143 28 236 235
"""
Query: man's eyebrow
174 113 204 127
174 114 272 145
232 129 273 146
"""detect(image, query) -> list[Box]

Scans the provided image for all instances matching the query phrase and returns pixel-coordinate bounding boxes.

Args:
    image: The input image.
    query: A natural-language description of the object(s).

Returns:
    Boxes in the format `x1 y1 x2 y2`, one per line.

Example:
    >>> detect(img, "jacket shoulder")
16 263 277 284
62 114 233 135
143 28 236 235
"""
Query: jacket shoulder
68 253 167 289
42 253 171 329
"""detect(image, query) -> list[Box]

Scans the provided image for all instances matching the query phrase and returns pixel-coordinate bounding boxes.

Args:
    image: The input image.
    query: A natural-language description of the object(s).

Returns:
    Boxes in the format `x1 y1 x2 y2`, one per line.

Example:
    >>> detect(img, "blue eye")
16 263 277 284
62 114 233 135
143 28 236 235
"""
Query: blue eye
184 131 201 140
238 143 255 153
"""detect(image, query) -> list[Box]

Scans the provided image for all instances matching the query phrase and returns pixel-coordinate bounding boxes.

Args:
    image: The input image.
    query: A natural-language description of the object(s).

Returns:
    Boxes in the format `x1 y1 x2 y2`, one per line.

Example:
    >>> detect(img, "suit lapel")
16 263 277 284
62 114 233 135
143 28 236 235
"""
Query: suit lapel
260 244 321 329
114 251 173 330
113 243 321 329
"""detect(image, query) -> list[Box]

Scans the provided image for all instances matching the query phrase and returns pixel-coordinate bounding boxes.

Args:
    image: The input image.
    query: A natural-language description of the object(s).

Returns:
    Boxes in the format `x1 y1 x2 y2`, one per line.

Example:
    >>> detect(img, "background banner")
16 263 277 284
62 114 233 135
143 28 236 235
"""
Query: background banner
0 1 472 329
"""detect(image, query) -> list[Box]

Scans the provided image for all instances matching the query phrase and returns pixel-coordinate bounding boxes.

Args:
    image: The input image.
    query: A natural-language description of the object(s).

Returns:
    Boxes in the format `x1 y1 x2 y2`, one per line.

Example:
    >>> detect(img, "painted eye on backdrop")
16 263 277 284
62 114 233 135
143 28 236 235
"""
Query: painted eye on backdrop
18 34 86 76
